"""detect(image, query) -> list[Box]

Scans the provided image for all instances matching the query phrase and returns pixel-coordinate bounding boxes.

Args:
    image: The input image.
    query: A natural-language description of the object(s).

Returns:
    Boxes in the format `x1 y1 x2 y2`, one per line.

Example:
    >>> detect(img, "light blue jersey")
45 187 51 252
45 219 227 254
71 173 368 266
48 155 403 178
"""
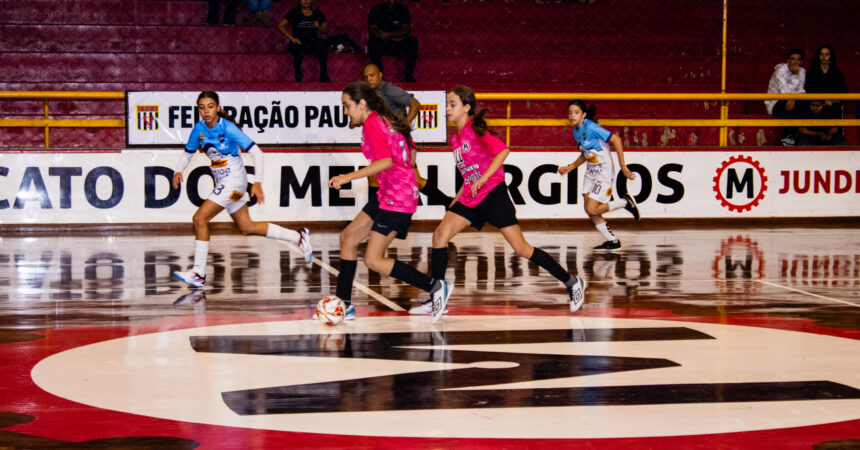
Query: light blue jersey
184 118 256 190
572 118 614 178
185 118 254 156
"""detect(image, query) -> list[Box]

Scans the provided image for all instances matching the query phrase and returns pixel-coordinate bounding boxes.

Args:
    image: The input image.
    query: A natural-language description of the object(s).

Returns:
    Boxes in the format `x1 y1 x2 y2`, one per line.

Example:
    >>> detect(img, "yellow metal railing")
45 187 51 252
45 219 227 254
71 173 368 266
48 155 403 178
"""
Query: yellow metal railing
479 93 860 147
1 91 858 148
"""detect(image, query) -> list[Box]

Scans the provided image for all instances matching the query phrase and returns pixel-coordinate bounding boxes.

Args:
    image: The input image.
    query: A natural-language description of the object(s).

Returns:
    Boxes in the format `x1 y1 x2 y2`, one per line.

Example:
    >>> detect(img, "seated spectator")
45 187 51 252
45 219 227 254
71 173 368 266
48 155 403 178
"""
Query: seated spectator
247 0 272 26
277 0 330 82
368 0 419 83
765 48 806 146
207 0 242 25
805 45 848 112
796 100 846 146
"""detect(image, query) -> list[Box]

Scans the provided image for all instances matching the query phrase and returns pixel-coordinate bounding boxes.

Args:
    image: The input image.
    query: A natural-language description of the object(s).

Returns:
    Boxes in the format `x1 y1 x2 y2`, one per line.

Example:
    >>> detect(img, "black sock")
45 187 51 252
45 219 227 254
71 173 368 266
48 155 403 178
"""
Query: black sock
390 260 434 292
431 247 448 280
336 259 358 304
529 247 572 284
420 184 454 208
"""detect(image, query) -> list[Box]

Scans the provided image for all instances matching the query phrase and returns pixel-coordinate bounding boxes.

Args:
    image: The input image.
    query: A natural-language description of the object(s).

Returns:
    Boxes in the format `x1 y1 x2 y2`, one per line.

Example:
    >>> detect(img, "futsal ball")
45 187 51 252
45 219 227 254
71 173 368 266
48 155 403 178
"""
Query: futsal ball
316 296 346 326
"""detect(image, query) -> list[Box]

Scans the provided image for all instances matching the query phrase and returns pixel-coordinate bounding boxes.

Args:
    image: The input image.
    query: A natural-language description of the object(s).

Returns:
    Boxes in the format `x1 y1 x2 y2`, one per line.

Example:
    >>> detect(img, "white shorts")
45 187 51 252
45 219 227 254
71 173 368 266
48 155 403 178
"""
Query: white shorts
208 180 250 214
582 173 615 204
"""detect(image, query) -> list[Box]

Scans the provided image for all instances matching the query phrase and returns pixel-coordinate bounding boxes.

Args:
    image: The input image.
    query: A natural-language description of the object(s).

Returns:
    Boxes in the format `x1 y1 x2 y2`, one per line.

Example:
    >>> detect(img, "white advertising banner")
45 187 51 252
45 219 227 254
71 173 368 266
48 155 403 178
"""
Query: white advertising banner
126 91 447 145
1 149 858 224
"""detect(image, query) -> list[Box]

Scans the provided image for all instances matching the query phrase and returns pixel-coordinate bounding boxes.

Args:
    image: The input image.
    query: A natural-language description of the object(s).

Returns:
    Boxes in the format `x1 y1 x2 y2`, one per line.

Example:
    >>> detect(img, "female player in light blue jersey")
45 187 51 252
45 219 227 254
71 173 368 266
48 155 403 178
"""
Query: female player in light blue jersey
558 100 640 252
171 91 312 288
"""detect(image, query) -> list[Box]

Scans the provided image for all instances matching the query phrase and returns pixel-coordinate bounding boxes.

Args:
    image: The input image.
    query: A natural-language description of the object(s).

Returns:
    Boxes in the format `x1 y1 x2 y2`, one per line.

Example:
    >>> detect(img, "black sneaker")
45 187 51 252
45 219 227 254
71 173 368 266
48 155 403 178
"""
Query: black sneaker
624 193 640 220
594 240 621 252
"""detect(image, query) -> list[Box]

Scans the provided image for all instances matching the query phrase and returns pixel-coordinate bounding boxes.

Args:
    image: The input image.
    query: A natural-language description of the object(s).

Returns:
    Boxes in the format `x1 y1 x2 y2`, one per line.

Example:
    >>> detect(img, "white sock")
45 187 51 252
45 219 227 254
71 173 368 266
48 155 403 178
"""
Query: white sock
192 240 209 277
266 223 300 244
608 199 627 212
595 222 617 242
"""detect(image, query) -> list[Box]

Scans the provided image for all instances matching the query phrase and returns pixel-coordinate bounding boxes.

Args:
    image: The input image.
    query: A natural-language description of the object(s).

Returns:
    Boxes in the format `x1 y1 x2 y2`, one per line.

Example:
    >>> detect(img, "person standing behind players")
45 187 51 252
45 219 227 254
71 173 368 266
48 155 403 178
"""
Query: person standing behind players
277 0 330 82
327 82 451 322
172 91 313 288
367 0 419 82
410 86 587 317
558 100 639 252
363 63 454 208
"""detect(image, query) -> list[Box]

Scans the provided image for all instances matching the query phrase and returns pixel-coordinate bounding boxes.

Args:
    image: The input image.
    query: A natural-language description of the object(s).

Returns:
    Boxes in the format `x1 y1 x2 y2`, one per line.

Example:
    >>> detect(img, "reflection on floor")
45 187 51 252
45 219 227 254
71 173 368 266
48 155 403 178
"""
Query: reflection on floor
0 226 858 447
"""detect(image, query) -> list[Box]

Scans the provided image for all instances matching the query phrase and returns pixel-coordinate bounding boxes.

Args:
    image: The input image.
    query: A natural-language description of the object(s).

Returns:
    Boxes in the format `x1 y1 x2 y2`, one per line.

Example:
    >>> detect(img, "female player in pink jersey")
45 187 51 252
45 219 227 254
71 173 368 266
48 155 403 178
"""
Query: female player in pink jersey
557 100 639 252
327 81 451 322
171 91 313 288
410 86 587 316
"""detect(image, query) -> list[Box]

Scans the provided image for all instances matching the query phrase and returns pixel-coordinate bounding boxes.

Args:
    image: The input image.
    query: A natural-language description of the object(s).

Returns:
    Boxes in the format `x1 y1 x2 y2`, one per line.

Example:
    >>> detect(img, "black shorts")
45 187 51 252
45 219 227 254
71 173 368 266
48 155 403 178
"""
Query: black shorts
449 182 519 231
361 186 380 217
370 209 413 240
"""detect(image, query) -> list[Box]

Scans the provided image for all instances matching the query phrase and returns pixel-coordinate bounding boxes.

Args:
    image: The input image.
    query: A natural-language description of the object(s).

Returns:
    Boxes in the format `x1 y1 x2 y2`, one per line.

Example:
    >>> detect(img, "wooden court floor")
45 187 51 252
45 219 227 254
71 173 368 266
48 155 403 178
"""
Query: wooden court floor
0 223 858 448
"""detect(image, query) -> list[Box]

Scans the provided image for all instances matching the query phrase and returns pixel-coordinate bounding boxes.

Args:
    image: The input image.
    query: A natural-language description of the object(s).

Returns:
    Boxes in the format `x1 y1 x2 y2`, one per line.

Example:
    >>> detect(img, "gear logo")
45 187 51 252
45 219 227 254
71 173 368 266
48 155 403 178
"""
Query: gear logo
713 155 768 212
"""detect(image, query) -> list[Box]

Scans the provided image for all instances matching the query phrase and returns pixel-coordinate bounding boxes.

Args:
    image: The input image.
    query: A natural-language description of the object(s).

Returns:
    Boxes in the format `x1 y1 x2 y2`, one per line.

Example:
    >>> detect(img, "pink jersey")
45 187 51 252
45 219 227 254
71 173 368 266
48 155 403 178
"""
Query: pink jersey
450 120 508 208
361 111 418 213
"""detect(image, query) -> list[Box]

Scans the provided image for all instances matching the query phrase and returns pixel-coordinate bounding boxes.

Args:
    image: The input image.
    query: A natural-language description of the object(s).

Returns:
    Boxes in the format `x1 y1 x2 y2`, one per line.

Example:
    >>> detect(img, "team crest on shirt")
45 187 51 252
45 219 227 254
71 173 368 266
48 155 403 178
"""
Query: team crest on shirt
135 105 159 131
417 104 439 130
462 141 471 154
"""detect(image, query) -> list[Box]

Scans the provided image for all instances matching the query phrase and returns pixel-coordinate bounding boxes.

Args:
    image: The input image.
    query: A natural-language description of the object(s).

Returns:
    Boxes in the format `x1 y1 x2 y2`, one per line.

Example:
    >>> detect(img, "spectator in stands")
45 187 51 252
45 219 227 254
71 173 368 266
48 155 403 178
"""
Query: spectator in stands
207 0 242 25
805 45 847 112
362 63 454 208
363 63 420 122
796 100 846 146
368 0 419 82
277 0 330 82
247 0 272 26
765 48 806 146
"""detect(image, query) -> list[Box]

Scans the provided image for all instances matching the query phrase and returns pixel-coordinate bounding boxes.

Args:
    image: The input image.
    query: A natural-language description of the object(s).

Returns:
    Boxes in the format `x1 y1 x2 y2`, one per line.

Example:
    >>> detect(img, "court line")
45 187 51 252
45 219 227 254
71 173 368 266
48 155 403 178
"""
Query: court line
282 242 405 312
755 280 860 308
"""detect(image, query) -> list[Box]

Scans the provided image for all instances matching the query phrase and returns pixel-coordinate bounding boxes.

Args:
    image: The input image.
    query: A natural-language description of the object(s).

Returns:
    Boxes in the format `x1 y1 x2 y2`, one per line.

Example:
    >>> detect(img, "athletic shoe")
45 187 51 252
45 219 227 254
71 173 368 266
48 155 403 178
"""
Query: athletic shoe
408 299 449 316
780 136 795 146
624 193 640 220
567 276 587 313
298 228 313 263
594 240 621 252
172 270 205 288
429 279 453 323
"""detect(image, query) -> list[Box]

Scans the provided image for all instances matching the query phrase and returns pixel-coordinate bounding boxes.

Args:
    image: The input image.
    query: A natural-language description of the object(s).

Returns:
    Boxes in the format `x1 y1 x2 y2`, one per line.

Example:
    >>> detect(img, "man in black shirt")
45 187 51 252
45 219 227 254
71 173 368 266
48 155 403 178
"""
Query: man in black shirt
368 0 419 82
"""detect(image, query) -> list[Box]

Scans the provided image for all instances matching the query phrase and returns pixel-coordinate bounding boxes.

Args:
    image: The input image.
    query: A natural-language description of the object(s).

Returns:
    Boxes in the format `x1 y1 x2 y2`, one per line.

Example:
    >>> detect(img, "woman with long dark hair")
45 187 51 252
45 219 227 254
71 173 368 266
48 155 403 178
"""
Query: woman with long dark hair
171 91 312 288
327 82 450 322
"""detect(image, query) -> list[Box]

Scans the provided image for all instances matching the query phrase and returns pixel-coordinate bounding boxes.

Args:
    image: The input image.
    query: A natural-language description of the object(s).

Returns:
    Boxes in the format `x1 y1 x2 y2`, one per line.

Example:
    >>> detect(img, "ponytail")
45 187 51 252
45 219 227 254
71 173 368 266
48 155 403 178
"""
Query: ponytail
343 81 415 149
568 99 598 124
450 85 496 136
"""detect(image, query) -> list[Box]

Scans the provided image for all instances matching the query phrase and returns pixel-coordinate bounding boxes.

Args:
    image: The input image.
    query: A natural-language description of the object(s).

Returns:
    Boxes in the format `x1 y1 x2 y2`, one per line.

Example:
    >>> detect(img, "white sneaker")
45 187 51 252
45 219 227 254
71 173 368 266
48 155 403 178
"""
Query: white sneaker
172 270 205 288
298 228 313 263
408 299 449 315
567 276 587 313
429 280 453 323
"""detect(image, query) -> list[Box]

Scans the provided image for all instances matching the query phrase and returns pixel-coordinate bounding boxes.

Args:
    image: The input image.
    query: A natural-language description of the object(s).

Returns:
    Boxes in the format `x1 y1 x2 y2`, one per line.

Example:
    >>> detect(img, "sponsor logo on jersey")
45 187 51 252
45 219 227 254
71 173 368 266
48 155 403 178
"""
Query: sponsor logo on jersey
136 105 159 131
417 104 439 130
229 190 243 202
211 160 227 168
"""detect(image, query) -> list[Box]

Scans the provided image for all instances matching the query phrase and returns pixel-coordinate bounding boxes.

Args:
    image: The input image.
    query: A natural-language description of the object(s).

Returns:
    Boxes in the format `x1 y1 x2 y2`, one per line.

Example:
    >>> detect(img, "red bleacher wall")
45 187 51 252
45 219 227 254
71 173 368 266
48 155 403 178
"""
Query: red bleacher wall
0 0 857 148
